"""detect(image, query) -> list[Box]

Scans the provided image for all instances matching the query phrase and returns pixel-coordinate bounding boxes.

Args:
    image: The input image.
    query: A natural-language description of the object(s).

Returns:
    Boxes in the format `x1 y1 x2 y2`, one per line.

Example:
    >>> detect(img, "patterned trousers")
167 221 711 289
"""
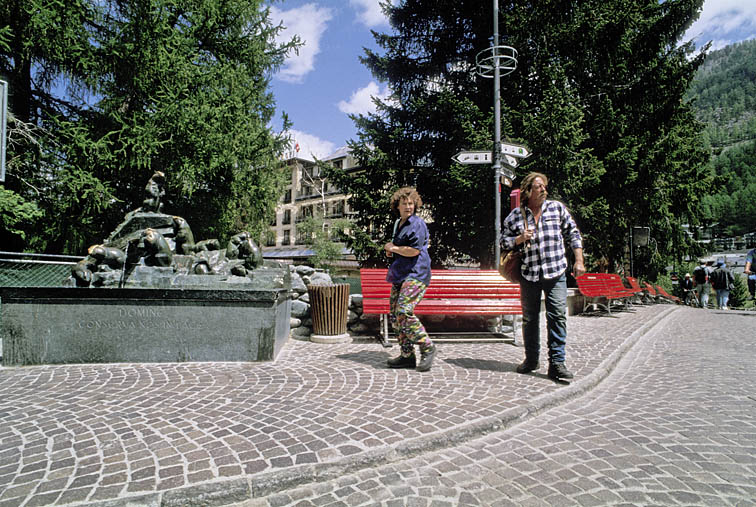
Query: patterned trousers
390 278 433 357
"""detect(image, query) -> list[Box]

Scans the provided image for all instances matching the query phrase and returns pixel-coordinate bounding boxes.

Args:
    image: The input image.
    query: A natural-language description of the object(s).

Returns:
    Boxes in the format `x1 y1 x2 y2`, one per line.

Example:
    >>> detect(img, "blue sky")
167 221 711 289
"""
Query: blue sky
269 0 756 161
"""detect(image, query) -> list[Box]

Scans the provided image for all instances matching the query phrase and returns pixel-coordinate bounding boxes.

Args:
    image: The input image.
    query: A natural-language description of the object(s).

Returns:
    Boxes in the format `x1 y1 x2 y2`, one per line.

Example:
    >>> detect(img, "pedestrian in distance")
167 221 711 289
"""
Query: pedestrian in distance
384 187 437 372
692 260 710 308
679 273 695 306
709 258 735 310
501 172 586 381
745 248 756 301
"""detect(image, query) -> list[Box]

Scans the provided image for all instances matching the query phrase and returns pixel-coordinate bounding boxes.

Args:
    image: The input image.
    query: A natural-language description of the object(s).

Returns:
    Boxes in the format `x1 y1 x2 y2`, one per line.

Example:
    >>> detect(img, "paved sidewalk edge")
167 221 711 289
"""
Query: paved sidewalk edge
87 306 678 507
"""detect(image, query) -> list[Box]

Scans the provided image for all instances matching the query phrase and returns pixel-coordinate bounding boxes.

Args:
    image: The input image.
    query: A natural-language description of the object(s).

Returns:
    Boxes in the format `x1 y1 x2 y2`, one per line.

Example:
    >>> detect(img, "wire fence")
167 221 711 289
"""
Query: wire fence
0 251 83 287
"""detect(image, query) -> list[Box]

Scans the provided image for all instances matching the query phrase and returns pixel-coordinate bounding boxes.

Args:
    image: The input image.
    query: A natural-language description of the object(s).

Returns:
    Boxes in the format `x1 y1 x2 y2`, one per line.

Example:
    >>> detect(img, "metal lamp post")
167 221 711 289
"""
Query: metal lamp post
475 1 517 268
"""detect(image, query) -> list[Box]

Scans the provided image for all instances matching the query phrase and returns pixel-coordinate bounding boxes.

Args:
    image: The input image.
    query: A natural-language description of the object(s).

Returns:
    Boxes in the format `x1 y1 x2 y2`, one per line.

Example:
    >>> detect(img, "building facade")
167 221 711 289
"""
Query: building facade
262 147 359 266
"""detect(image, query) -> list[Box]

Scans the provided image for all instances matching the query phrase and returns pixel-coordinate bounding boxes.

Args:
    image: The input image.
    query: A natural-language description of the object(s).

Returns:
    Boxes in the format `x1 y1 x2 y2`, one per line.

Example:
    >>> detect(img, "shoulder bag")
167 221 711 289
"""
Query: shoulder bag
498 206 526 283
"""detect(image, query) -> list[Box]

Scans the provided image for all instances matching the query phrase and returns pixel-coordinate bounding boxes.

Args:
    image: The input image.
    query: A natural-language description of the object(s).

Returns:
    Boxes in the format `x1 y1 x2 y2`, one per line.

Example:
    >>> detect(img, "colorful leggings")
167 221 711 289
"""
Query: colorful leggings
389 279 433 357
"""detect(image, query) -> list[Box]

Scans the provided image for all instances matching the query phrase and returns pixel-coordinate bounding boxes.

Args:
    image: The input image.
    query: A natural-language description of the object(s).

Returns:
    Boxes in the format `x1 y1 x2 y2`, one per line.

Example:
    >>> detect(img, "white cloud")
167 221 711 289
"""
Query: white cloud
683 0 756 49
286 130 336 161
337 81 391 115
350 0 390 28
271 4 333 83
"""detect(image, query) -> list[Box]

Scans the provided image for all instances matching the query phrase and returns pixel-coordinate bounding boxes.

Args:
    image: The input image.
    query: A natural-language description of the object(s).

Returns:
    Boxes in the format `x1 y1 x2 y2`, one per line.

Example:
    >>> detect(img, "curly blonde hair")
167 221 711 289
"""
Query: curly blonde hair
389 186 423 214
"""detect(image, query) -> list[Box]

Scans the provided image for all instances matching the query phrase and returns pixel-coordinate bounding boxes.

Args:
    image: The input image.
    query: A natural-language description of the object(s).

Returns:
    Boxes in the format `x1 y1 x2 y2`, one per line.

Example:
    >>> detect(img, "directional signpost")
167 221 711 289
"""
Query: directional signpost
453 151 520 169
500 142 530 159
452 151 493 165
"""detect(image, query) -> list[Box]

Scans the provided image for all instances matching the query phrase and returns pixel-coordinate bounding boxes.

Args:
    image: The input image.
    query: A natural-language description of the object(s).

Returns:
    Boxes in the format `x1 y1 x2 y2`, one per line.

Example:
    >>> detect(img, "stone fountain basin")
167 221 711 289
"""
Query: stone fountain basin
0 286 291 366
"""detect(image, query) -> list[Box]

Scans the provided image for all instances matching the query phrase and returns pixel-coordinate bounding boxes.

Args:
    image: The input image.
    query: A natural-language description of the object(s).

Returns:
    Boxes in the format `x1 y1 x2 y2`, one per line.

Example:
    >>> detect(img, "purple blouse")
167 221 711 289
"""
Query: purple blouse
386 214 431 286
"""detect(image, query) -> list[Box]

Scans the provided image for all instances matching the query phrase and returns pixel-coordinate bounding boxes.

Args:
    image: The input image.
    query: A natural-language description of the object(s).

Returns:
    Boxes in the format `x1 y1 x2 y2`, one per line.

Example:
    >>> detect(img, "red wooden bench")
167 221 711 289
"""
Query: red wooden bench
575 273 635 314
360 269 522 346
654 284 681 304
626 276 654 304
643 282 660 302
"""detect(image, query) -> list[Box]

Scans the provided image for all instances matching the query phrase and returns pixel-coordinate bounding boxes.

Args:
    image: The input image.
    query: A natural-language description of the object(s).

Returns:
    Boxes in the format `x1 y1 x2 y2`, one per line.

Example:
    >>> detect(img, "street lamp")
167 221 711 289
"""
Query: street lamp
475 0 517 268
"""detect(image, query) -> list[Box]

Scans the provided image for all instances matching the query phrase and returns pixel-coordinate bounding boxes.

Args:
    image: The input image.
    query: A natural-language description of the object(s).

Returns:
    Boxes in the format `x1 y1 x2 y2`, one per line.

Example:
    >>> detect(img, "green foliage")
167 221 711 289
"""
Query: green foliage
298 216 352 269
687 39 756 238
0 186 43 242
334 0 712 273
728 272 750 309
0 0 297 254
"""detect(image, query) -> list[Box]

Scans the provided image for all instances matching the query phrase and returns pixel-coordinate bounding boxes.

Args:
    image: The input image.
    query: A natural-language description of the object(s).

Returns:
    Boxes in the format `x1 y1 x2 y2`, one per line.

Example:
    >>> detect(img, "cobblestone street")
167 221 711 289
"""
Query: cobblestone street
1 304 753 506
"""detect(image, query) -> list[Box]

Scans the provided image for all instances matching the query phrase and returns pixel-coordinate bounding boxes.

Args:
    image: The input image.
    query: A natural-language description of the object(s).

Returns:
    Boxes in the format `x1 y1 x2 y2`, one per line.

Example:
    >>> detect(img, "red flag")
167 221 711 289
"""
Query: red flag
295 143 300 152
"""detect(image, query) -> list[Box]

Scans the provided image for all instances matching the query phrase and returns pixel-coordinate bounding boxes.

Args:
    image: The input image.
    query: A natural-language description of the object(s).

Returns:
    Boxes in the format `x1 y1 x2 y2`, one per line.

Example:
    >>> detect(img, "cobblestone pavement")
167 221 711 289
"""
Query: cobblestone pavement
243 306 756 507
2 303 743 506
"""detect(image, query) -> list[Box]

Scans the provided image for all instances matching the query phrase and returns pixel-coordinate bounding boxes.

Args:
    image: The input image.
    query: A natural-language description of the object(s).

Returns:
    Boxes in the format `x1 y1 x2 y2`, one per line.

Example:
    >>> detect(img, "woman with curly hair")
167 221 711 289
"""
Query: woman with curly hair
384 186 436 372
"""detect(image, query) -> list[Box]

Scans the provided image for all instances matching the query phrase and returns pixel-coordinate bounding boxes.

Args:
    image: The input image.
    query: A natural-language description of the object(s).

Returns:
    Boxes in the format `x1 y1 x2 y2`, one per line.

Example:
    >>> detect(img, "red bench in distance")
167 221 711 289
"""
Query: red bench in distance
360 269 522 346
575 273 636 314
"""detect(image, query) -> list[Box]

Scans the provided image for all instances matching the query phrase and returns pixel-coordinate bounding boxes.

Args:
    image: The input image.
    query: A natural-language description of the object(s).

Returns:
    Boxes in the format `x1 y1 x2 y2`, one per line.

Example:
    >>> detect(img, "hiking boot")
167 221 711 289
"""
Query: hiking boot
548 362 574 380
416 346 437 372
516 360 540 374
387 354 416 369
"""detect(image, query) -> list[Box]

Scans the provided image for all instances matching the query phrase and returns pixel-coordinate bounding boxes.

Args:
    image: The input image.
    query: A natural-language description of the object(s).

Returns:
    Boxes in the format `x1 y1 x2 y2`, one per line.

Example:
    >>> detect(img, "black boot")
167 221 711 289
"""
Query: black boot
516 360 540 374
416 346 437 372
548 362 574 380
387 354 416 369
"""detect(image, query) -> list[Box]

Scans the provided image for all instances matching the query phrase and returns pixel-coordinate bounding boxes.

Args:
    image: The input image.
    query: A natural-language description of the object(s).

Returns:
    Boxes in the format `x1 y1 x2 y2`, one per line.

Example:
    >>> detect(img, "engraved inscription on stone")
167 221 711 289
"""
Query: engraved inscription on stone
77 307 204 330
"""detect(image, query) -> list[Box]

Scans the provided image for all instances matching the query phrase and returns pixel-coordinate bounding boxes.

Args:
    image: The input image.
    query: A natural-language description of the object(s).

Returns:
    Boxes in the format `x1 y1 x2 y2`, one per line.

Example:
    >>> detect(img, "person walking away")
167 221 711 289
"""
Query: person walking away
745 248 756 301
501 172 585 381
709 258 735 310
679 273 695 306
384 187 436 372
692 260 710 308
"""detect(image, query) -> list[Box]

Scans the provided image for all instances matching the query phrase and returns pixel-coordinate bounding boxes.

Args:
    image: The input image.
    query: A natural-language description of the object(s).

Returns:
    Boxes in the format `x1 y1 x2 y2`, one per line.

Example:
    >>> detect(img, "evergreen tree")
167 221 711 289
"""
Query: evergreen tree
0 0 297 253
331 0 714 274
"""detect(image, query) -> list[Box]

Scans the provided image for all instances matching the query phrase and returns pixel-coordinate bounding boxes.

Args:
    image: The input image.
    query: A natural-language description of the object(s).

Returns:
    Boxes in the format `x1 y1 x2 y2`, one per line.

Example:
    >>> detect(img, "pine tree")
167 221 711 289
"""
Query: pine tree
0 0 297 253
331 0 715 274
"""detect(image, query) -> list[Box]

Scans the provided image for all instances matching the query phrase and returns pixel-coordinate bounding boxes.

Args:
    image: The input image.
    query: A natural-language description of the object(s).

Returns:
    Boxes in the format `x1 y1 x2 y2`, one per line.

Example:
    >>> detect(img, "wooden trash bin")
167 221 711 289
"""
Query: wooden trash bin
307 283 350 341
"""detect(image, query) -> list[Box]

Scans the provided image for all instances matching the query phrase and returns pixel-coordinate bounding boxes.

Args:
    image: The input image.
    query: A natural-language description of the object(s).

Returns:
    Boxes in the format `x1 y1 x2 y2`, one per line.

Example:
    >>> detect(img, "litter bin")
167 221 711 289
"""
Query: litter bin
307 283 351 343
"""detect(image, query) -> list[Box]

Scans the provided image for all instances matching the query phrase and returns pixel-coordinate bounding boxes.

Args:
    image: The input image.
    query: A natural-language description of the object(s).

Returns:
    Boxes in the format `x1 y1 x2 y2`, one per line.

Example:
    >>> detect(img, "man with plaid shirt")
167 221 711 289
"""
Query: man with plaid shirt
501 172 585 381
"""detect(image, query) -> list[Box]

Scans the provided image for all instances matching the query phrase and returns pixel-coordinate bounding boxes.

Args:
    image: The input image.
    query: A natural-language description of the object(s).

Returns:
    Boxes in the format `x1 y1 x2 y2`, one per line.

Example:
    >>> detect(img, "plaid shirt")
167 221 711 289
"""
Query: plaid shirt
501 200 583 282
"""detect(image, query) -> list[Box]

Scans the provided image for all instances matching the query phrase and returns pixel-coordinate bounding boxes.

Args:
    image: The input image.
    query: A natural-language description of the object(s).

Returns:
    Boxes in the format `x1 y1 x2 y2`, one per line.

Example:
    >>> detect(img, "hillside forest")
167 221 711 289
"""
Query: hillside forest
687 38 756 239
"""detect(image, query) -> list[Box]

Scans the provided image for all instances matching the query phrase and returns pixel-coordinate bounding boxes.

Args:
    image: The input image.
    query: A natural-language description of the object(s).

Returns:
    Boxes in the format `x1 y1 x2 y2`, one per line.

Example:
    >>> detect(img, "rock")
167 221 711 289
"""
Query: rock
290 299 310 318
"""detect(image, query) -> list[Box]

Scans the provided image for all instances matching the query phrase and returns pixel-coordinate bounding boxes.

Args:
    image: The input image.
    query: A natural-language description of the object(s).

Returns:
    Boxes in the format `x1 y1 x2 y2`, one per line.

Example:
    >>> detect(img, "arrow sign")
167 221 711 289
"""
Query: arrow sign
500 142 531 158
452 151 493 165
503 154 518 168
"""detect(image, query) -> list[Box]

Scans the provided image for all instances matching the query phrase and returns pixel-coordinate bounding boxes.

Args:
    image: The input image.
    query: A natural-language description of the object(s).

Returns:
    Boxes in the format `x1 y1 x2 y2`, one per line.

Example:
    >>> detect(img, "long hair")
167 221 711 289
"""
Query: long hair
390 187 423 215
519 172 548 207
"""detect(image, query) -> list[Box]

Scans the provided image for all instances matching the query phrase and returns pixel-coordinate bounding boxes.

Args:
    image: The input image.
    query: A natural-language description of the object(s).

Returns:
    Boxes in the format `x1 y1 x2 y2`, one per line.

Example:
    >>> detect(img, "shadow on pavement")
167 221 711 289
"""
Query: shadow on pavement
444 357 518 373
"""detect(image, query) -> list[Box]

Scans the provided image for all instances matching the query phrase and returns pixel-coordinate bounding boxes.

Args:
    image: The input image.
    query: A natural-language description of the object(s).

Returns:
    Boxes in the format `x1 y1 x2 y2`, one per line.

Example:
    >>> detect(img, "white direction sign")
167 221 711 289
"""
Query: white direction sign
500 142 531 158
452 151 492 165
503 154 518 168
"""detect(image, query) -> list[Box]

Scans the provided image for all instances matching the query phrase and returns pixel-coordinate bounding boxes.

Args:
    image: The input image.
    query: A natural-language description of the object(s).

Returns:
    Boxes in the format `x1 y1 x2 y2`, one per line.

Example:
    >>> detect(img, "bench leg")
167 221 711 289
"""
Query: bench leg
512 315 521 346
379 315 391 348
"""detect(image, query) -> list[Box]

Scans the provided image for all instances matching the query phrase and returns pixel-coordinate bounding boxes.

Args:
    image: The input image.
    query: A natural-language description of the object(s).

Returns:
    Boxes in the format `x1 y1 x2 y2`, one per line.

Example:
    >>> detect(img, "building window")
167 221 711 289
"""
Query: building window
282 209 291 225
283 229 291 245
265 231 276 247
284 189 292 203
296 228 309 245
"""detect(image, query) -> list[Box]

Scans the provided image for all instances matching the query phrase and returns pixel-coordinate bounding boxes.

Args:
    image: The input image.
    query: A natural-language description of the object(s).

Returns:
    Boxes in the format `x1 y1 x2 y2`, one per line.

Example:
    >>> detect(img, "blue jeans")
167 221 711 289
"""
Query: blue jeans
520 273 568 364
715 289 730 309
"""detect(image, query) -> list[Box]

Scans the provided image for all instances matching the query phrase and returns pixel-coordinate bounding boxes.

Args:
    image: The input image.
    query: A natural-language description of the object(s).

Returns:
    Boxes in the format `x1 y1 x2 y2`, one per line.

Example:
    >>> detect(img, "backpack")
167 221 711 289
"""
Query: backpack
693 266 707 284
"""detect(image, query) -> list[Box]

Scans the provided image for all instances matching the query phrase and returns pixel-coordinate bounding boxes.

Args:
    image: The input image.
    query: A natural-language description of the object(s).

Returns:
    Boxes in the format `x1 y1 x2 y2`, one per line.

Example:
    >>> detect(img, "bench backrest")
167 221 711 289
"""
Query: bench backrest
360 269 522 315
576 273 633 298
360 269 520 299
575 273 613 297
